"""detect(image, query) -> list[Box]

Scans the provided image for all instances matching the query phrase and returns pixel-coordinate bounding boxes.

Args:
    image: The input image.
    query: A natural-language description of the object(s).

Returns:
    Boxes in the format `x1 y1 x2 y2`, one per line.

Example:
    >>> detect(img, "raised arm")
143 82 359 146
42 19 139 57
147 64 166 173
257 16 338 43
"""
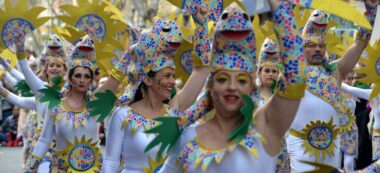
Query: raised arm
17 56 46 95
92 69 121 96
169 6 210 112
0 85 36 110
337 0 377 79
0 57 25 81
9 68 25 81
341 83 372 100
256 0 306 151
3 72 18 87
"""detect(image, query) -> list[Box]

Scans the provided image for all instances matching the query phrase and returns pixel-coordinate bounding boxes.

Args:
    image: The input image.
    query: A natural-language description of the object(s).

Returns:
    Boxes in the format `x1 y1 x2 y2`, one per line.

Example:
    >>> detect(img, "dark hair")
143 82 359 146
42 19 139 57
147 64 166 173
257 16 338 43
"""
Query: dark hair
131 70 156 103
94 68 100 76
68 66 94 82
205 73 215 110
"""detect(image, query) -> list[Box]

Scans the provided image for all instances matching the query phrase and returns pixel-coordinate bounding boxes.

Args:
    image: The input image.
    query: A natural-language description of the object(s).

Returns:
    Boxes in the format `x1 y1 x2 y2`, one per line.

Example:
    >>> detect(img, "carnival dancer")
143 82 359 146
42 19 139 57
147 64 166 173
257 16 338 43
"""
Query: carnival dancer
273 0 377 171
101 6 210 172
24 35 102 172
253 37 291 172
17 34 67 172
149 2 306 172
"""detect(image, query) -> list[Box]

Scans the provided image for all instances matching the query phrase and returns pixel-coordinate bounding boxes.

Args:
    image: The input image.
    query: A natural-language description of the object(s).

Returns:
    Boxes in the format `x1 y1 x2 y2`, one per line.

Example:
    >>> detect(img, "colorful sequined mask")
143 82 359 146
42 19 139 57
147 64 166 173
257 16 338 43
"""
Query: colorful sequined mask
183 0 223 22
40 34 66 63
211 2 255 73
47 34 65 55
115 19 182 105
132 18 182 73
302 10 328 44
68 35 96 71
258 38 280 68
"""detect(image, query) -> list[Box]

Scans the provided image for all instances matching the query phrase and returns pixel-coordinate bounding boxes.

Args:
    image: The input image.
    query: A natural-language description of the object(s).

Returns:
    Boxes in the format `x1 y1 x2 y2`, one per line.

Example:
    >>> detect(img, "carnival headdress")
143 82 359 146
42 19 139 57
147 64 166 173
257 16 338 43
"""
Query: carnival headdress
211 3 255 73
302 10 329 44
257 37 280 69
39 34 67 64
68 35 96 71
57 0 125 74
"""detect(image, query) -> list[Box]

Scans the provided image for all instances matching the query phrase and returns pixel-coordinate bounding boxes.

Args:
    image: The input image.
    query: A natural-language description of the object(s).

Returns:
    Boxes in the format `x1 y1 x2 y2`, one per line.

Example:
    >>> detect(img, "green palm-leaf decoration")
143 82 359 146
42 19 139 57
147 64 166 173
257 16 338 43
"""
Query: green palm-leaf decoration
38 75 64 109
227 94 255 143
144 117 180 160
15 80 34 97
86 90 117 122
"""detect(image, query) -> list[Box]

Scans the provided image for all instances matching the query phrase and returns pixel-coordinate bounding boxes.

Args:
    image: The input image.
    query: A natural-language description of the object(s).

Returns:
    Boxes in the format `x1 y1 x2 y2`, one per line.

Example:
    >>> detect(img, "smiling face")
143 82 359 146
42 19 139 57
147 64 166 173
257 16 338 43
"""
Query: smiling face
144 67 176 101
46 57 66 80
209 70 254 115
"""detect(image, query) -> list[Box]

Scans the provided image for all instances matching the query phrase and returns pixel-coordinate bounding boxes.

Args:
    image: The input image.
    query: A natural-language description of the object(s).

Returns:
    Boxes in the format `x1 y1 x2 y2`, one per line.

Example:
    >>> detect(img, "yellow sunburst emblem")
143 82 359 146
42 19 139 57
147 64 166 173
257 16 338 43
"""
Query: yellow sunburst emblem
339 107 356 133
63 136 100 173
0 0 50 54
356 40 380 100
290 118 339 160
57 0 125 75
143 156 166 173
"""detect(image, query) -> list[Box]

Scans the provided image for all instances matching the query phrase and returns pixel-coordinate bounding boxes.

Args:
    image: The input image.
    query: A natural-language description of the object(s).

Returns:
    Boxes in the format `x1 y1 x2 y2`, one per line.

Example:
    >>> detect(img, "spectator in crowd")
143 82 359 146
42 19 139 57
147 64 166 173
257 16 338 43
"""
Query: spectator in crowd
0 106 21 147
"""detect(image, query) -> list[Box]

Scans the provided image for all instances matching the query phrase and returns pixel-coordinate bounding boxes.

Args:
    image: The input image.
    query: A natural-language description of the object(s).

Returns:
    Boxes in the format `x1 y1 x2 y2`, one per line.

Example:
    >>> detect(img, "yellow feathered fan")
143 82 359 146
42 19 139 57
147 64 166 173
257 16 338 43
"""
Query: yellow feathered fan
294 0 371 29
294 6 312 31
56 26 115 75
0 0 50 55
252 14 277 60
166 0 247 22
355 40 380 100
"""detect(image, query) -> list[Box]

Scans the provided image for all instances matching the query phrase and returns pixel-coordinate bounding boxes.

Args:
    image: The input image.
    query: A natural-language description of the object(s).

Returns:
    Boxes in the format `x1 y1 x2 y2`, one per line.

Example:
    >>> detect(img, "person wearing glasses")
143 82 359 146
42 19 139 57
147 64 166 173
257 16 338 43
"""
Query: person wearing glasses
276 0 378 171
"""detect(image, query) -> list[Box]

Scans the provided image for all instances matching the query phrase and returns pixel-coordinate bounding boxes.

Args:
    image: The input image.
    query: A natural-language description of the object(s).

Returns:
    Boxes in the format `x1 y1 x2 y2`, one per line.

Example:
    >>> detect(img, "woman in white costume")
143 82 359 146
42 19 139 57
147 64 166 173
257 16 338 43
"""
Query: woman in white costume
24 35 102 172
101 7 210 172
152 2 306 172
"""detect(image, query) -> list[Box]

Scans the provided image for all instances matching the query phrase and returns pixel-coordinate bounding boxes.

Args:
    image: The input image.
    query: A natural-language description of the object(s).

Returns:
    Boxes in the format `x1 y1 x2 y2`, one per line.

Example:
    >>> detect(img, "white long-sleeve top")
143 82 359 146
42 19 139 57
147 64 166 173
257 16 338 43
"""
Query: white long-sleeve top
158 125 277 173
102 105 181 173
3 67 25 88
340 84 376 127
4 72 18 87
9 67 25 81
18 59 48 130
340 83 380 160
32 103 99 158
5 91 36 110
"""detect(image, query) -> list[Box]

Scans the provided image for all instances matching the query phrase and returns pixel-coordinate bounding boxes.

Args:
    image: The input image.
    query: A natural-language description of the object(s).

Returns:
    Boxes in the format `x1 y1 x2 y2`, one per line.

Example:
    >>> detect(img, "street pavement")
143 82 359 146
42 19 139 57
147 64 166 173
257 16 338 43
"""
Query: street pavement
0 147 23 173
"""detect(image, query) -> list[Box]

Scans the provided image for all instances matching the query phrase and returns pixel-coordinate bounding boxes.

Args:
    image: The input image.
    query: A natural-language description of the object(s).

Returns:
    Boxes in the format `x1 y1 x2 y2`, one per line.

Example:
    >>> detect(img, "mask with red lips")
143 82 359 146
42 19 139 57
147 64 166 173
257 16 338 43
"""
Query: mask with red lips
302 10 328 44
68 35 96 71
211 2 256 73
